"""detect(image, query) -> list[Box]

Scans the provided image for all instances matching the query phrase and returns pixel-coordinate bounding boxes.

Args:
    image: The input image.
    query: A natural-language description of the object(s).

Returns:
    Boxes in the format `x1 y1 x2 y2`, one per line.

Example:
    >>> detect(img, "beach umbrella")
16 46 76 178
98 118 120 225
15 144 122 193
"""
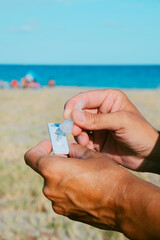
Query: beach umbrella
25 71 38 82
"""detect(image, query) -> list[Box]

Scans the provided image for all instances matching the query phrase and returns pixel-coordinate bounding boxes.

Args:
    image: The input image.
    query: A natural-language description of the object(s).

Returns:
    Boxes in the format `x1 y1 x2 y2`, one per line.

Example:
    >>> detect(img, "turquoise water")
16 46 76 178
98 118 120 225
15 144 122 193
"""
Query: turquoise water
0 64 160 88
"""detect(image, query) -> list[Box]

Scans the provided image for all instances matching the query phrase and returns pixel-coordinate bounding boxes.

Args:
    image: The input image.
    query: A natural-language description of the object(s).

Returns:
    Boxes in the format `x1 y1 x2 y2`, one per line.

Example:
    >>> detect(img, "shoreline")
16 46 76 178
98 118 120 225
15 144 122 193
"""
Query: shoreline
1 85 160 90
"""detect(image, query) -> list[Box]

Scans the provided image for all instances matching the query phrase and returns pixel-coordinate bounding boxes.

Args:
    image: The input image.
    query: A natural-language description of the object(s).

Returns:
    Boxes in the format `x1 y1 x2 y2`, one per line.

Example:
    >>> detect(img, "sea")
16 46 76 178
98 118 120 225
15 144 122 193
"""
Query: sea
0 64 160 89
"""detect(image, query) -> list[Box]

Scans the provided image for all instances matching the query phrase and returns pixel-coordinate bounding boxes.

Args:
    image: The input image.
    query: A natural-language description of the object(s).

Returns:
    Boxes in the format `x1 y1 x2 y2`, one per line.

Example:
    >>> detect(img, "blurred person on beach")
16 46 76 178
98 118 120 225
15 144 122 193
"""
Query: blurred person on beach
29 79 40 89
25 89 160 240
21 77 29 88
21 72 40 89
0 80 9 88
10 79 19 88
48 79 56 87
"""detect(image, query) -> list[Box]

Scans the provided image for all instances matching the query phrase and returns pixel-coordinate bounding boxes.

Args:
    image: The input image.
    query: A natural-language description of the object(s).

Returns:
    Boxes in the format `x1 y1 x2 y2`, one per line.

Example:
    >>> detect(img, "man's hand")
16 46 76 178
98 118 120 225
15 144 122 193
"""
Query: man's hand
24 140 160 240
64 89 159 173
24 140 128 231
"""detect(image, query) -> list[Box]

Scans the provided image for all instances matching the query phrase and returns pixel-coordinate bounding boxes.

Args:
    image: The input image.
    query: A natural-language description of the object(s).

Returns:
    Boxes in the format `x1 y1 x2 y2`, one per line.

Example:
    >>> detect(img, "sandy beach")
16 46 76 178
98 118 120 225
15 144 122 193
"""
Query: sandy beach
0 87 160 240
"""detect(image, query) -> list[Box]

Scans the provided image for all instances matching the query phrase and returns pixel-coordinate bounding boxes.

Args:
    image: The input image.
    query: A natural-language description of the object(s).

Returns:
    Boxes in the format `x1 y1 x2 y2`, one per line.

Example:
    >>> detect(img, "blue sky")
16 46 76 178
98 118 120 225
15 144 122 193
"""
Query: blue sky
0 0 160 65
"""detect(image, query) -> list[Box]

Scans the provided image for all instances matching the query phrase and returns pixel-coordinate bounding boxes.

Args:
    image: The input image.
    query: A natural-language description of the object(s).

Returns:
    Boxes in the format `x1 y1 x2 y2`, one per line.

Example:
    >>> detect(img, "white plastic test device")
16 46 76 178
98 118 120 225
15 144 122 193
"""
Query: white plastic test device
48 123 69 154
48 99 85 154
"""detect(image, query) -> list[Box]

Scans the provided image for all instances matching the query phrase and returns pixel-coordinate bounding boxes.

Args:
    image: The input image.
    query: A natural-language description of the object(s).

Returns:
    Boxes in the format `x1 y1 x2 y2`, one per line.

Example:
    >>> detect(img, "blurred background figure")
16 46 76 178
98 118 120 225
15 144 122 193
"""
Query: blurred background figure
0 80 9 88
21 77 29 88
48 79 56 87
21 71 40 89
10 79 19 88
30 79 40 89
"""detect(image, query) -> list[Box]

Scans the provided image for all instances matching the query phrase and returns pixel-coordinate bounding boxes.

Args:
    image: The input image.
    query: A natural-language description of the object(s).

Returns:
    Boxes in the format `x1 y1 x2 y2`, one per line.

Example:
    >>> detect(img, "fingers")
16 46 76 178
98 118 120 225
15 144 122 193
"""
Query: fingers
72 109 99 136
24 139 95 177
72 109 127 131
63 89 111 119
64 89 140 120
75 131 89 146
75 131 94 149
24 140 53 175
72 124 82 136
68 141 95 159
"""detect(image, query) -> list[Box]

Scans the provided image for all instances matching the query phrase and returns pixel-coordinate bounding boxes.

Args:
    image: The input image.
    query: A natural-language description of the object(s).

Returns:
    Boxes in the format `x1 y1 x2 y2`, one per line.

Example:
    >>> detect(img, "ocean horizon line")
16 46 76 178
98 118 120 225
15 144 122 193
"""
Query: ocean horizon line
0 64 160 67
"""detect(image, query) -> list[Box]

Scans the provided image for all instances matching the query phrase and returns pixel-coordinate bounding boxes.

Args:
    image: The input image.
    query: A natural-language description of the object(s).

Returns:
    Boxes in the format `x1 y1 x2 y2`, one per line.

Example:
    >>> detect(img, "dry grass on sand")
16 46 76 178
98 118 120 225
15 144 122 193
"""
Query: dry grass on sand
0 87 160 240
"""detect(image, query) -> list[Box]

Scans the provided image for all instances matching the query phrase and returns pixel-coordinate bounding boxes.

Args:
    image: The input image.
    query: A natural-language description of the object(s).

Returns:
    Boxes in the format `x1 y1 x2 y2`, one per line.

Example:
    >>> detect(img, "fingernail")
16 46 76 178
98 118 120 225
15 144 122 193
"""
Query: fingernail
75 110 85 123
64 109 71 119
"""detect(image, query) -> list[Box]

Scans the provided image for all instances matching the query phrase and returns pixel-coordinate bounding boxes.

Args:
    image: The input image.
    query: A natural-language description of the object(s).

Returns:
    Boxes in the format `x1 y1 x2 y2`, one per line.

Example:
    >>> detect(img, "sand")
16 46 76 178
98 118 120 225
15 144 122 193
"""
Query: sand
0 87 160 240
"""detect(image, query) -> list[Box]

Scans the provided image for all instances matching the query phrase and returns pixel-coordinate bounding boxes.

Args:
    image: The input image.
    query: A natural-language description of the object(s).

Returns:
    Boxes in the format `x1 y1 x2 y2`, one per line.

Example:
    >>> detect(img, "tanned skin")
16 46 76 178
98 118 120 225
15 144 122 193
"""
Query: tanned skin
25 89 160 240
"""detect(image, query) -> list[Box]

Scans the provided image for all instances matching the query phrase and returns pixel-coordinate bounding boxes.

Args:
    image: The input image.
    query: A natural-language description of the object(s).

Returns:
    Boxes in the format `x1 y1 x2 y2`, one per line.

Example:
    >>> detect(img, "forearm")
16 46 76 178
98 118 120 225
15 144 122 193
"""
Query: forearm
145 132 160 174
118 173 160 240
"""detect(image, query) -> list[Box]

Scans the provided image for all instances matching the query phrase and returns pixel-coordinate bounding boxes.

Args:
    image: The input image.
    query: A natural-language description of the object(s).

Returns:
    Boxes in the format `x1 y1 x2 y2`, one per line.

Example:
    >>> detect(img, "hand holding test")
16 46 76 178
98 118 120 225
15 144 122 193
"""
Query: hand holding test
48 99 85 154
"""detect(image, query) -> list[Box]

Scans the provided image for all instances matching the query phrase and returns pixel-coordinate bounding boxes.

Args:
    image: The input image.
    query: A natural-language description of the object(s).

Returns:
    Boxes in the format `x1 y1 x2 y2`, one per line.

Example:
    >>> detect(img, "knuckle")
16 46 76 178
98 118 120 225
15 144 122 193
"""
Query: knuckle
43 185 55 201
88 113 99 129
117 90 129 104
24 148 34 164
24 151 29 164
114 89 126 97
52 205 65 216
113 89 127 102
42 160 63 181
37 156 49 176
43 185 51 199
118 89 124 95
83 148 94 159
103 88 125 97
119 111 130 124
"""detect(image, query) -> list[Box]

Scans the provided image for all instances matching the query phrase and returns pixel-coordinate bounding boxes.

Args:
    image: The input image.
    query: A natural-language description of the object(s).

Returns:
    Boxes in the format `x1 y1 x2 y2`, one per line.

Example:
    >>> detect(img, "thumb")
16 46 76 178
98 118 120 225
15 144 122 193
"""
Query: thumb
24 140 52 174
72 109 126 131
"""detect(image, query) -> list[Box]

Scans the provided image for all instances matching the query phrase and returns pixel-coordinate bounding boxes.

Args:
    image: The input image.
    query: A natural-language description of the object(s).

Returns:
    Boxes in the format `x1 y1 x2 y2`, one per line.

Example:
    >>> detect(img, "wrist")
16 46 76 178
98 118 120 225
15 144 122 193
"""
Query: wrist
114 170 136 235
117 172 160 240
116 172 141 239
145 130 160 174
109 168 136 233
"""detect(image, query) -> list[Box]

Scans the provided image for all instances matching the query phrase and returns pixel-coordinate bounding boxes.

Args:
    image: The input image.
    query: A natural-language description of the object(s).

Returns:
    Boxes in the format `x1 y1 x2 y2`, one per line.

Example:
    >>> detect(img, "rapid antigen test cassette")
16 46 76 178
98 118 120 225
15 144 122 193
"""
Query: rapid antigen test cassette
48 99 85 154
48 123 69 154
